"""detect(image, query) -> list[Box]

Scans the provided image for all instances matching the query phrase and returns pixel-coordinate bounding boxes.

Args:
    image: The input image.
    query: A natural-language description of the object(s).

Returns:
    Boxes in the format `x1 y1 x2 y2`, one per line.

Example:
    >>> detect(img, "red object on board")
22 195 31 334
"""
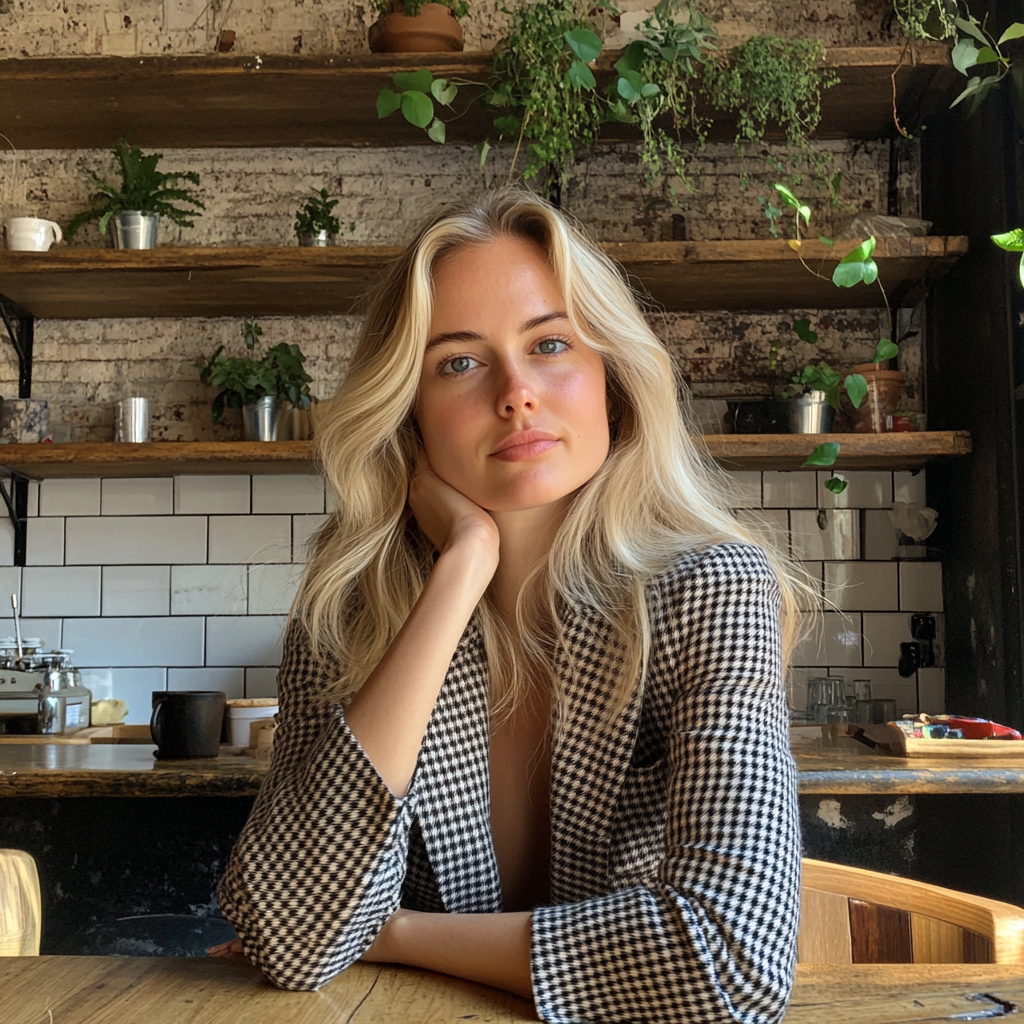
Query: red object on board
937 716 1023 740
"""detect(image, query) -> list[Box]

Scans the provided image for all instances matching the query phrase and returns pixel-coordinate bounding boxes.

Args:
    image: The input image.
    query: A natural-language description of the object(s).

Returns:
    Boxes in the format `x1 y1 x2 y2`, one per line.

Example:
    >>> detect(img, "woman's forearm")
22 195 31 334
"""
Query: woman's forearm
380 909 534 999
344 542 495 797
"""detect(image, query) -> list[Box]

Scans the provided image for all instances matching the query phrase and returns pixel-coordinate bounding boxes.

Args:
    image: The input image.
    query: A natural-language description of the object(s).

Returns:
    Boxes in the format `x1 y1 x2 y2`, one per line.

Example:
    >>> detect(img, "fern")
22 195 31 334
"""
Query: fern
66 137 205 241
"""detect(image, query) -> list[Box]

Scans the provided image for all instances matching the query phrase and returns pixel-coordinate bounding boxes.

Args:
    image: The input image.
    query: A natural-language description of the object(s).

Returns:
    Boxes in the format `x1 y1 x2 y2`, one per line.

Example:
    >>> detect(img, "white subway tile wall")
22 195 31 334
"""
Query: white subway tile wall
101 477 175 516
0 469 945 720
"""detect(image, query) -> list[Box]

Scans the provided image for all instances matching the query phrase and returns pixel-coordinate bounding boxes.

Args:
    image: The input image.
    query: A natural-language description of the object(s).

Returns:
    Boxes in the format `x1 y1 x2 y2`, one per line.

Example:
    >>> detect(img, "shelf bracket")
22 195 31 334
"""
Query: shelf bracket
0 295 34 566
0 293 34 399
0 471 29 567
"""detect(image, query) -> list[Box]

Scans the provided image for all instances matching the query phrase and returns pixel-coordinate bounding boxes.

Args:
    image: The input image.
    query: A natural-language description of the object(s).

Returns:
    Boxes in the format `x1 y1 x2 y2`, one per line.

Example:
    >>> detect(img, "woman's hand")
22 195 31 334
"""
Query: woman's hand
206 937 249 961
409 451 499 572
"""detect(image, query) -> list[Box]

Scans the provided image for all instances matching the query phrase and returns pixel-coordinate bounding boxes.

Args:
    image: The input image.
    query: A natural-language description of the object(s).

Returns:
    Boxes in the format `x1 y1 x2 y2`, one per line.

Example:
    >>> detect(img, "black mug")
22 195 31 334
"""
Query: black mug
151 691 226 760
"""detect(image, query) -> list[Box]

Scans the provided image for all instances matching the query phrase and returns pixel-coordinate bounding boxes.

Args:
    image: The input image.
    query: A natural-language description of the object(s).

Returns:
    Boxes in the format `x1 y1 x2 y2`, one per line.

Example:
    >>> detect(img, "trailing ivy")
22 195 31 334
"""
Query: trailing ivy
891 0 958 41
605 3 718 195
482 0 604 181
700 34 839 211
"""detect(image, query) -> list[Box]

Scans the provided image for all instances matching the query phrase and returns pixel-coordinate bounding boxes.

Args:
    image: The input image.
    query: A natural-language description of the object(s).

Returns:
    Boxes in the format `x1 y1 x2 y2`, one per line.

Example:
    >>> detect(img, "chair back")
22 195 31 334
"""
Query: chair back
799 858 1024 965
0 849 41 956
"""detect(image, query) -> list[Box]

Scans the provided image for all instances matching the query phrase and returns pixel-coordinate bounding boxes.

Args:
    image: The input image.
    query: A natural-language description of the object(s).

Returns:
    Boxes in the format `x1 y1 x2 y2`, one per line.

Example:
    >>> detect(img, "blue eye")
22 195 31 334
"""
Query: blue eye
536 338 568 355
442 355 478 375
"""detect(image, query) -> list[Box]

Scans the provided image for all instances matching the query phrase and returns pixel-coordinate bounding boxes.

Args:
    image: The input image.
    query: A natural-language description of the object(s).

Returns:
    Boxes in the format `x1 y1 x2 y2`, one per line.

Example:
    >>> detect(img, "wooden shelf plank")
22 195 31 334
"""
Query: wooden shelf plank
0 43 957 150
0 441 318 478
705 431 972 470
0 237 968 319
0 432 970 479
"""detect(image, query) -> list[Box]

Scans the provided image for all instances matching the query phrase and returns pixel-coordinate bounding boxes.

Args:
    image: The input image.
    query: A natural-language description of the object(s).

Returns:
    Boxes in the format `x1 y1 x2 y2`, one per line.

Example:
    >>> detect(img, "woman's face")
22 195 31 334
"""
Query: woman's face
416 235 610 514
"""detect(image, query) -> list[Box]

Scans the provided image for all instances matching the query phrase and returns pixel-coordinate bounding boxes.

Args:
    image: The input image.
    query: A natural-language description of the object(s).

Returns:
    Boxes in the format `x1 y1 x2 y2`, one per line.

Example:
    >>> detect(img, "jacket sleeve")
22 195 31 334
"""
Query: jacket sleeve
530 543 801 1023
217 619 418 990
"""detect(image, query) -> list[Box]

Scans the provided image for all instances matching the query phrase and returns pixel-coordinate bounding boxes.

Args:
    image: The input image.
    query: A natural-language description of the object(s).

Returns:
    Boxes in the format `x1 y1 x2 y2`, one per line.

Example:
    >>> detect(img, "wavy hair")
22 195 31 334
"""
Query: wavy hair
295 186 810 724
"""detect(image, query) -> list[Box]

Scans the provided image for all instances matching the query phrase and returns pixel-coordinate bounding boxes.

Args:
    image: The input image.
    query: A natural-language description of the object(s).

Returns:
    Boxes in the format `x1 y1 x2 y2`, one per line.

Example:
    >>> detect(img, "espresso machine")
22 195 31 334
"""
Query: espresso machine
0 594 92 735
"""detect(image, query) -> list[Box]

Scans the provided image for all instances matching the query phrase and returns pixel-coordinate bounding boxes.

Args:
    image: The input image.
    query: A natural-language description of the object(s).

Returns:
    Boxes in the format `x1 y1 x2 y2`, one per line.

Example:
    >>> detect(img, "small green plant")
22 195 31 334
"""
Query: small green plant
893 5 1024 122
294 188 349 237
769 183 903 493
65 137 205 240
948 14 1024 112
891 0 959 41
993 228 1024 285
196 319 313 424
374 0 469 17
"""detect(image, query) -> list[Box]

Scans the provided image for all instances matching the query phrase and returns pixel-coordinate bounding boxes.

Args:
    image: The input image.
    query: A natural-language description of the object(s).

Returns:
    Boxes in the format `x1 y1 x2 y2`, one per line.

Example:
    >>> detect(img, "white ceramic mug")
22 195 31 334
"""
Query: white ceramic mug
4 217 63 252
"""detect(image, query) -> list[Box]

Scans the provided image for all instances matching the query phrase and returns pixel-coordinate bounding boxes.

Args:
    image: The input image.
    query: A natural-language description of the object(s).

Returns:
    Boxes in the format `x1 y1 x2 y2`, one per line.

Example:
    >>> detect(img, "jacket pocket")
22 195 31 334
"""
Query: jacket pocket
607 759 669 884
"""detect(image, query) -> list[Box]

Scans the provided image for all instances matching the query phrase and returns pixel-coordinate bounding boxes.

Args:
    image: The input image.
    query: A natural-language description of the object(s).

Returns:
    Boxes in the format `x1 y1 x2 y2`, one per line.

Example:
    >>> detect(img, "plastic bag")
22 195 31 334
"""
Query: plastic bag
837 214 933 240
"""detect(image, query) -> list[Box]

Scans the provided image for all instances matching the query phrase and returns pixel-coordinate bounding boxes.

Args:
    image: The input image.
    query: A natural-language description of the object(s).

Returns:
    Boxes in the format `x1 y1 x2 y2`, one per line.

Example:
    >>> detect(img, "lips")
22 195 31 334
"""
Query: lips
490 429 559 461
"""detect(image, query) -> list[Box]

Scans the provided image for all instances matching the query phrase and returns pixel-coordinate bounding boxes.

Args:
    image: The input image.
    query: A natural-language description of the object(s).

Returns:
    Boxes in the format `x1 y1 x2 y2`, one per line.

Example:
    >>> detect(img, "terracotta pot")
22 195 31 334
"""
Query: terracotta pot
368 3 463 53
846 363 904 434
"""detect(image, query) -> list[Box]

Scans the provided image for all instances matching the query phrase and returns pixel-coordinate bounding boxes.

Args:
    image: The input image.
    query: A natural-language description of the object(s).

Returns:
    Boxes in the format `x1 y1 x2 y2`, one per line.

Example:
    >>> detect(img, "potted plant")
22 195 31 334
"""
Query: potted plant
368 0 469 53
195 319 313 441
374 1 835 198
64 137 204 249
294 189 355 246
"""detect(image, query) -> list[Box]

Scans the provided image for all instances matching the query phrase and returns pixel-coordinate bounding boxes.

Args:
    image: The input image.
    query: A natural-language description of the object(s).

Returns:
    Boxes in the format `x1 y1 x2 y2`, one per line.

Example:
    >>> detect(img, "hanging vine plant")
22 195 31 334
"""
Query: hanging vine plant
376 1 840 213
700 33 841 225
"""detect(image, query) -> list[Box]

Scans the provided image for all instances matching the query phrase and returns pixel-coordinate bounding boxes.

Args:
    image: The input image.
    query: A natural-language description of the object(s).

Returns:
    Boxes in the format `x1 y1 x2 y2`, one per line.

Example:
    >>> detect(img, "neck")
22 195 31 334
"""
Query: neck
488 498 571 624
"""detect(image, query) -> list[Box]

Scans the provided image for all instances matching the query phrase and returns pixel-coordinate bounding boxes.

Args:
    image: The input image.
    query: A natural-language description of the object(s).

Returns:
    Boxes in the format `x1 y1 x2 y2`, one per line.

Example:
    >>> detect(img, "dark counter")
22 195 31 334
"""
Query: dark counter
0 744 266 797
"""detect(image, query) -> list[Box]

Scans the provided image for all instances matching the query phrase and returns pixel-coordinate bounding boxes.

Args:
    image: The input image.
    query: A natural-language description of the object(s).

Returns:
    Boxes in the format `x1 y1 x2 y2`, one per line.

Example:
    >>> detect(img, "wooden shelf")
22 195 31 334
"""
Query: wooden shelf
0 237 968 319
0 441 317 478
0 432 970 479
0 43 958 150
705 430 971 471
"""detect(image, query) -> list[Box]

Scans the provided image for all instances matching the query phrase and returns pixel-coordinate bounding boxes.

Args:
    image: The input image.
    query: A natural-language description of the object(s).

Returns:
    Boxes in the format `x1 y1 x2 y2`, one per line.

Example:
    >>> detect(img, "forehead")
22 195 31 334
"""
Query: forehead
432 234 554 284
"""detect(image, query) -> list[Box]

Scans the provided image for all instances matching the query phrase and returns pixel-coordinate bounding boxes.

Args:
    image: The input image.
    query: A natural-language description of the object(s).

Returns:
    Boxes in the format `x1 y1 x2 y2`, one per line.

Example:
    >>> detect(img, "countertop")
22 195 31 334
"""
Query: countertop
0 743 267 797
4 742 1024 797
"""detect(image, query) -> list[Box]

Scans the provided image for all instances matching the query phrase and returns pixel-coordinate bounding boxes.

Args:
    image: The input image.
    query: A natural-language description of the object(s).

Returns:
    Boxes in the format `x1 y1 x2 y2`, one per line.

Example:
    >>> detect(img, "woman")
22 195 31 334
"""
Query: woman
215 186 803 1023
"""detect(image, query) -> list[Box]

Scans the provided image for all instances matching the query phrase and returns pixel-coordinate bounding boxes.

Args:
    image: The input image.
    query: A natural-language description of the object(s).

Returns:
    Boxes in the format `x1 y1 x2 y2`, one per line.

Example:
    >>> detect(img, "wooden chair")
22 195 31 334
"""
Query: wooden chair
0 849 41 956
799 857 1024 965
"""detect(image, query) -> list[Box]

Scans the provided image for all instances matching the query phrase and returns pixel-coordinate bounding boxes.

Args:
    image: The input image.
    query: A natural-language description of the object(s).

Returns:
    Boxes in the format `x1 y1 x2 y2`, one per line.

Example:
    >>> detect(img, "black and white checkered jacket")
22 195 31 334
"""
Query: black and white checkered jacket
219 541 801 1023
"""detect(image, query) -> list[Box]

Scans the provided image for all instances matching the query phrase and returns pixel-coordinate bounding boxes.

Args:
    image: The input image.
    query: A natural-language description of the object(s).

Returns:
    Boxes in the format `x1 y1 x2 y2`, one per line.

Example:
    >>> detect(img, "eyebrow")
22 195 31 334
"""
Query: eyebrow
424 311 570 352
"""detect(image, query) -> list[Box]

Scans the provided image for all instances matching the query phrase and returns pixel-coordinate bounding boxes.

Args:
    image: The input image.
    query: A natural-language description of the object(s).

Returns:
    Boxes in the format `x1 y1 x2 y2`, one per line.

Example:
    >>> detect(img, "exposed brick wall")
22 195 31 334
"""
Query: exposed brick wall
0 0 895 60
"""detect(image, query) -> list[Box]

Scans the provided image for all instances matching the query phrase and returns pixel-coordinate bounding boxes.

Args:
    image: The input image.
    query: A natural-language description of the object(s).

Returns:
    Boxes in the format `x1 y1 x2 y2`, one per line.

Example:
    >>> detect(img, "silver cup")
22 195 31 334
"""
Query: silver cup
115 397 150 442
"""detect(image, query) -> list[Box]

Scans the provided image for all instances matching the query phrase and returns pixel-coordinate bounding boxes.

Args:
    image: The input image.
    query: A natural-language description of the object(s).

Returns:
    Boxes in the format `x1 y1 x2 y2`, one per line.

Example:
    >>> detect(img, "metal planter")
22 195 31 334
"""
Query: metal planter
111 211 160 249
243 396 279 441
788 392 836 434
297 230 336 247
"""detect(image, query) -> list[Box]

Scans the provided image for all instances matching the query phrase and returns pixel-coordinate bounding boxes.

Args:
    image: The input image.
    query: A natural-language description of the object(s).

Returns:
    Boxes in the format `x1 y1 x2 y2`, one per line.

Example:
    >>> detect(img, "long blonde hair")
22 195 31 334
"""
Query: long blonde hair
296 186 807 721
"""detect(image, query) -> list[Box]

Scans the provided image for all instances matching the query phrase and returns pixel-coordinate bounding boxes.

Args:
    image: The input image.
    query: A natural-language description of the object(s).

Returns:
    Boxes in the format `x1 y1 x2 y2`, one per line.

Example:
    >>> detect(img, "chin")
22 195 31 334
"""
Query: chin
469 475 590 514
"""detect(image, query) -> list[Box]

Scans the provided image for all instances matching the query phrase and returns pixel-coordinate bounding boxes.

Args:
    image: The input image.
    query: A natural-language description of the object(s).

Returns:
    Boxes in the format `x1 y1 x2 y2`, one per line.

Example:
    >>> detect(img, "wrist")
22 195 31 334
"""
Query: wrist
381 908 417 963
435 534 498 593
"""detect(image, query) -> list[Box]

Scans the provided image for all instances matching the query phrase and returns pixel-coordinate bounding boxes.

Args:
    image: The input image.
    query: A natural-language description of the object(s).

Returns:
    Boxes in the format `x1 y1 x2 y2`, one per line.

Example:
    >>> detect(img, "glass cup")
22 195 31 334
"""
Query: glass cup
851 679 872 701
807 677 846 720
856 698 897 725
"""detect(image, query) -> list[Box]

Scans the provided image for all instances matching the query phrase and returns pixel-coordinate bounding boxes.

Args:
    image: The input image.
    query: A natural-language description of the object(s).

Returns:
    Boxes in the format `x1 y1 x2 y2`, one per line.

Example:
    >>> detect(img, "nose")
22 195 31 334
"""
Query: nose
494 358 536 418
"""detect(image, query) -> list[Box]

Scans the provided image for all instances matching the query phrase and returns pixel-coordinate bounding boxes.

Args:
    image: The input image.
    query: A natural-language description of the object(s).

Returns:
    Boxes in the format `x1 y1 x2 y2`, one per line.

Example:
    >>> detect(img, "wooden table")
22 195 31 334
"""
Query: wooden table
1 957 1022 1023
5 742 1024 798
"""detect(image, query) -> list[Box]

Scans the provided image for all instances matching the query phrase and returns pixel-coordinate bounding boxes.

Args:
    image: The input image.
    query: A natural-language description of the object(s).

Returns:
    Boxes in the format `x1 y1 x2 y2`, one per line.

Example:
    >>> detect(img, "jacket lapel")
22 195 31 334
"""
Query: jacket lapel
549 604 644 902
413 621 503 914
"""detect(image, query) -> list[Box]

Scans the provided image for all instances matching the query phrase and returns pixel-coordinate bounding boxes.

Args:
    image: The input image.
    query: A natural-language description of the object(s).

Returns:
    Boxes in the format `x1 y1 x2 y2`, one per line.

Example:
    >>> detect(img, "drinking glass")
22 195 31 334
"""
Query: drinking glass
807 677 846 722
855 698 897 725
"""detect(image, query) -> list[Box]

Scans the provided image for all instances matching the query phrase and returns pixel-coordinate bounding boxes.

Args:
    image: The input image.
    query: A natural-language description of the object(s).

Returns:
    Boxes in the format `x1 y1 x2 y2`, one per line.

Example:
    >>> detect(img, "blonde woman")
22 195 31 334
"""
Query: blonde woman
215 186 802 1023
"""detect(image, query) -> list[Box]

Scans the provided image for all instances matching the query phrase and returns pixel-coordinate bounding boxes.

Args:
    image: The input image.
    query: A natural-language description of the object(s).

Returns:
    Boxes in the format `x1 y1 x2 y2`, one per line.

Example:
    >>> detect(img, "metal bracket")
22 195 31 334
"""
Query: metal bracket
0 294 35 567
0 472 29 567
0 293 33 398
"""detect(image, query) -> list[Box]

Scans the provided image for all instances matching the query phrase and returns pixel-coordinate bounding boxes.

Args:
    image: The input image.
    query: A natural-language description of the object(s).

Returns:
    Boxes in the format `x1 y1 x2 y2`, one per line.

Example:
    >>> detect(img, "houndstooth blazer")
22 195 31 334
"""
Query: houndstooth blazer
219 541 801 1023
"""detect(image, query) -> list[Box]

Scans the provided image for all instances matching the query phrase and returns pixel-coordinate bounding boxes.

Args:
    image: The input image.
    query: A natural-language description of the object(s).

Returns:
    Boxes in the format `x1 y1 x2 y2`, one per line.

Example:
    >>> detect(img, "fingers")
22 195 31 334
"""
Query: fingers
206 937 245 958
